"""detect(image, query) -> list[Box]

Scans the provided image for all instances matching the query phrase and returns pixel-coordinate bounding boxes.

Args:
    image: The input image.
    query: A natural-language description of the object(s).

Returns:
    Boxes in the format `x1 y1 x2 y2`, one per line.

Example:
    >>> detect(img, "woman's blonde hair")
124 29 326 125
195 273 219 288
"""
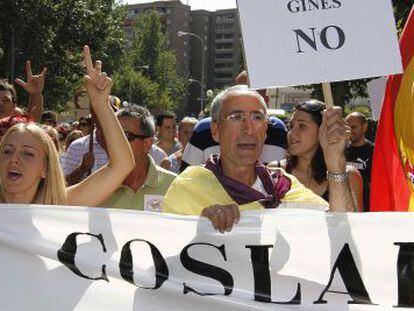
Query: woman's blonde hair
0 123 67 205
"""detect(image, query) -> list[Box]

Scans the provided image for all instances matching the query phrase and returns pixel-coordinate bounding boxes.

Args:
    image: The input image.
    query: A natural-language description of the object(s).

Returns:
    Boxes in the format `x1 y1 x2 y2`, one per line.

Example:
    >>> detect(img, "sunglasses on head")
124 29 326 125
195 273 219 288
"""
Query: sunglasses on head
124 131 150 141
295 100 326 113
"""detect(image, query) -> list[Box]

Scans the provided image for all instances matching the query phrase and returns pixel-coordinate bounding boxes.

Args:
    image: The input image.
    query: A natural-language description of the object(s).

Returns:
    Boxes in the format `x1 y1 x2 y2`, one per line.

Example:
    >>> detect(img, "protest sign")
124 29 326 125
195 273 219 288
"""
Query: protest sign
237 0 403 89
367 77 387 121
0 204 414 310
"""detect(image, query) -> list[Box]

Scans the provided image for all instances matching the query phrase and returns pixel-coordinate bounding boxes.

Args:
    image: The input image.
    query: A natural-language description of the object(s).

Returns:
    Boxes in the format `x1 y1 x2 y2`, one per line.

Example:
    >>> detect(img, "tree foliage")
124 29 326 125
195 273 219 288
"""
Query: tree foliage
114 10 187 113
0 0 126 111
112 65 173 113
394 0 414 34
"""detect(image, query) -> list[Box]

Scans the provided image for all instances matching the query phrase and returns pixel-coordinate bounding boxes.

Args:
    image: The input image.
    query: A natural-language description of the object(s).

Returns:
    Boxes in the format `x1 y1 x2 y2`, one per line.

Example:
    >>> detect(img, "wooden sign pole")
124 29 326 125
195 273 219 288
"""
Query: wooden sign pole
322 82 334 107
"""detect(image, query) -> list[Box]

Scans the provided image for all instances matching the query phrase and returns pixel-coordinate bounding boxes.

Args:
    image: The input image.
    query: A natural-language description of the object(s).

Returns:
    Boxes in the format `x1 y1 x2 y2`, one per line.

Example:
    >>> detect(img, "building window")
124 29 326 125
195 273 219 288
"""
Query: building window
215 53 233 59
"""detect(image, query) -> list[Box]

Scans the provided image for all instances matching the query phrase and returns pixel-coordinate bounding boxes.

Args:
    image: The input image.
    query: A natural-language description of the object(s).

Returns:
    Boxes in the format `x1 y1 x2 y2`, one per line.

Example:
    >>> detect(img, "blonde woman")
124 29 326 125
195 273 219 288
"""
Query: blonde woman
0 46 135 206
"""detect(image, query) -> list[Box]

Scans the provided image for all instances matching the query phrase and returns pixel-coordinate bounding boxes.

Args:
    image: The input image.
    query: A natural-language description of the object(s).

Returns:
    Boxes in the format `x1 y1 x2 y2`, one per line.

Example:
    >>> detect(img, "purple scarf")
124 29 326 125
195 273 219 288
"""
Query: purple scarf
205 155 291 209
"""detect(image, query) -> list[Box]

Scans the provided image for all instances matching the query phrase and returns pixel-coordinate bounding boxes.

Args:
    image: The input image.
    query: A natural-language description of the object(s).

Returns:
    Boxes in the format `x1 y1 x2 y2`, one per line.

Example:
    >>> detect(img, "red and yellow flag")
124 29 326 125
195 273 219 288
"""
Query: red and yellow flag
371 6 414 211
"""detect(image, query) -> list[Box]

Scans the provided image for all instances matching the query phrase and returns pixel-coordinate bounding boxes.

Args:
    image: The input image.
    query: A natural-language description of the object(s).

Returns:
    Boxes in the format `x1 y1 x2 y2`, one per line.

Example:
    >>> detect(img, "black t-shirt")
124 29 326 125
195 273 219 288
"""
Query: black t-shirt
345 140 374 212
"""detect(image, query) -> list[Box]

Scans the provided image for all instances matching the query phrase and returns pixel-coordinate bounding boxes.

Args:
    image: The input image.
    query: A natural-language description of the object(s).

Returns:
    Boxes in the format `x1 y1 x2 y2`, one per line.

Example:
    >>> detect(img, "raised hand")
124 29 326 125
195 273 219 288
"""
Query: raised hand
319 106 351 172
83 45 112 101
15 60 46 95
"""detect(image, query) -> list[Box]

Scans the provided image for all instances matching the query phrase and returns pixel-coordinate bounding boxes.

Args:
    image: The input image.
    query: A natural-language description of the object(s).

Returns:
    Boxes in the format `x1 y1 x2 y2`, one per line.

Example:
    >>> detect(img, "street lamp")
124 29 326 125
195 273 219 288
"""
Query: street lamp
177 31 206 113
188 78 203 113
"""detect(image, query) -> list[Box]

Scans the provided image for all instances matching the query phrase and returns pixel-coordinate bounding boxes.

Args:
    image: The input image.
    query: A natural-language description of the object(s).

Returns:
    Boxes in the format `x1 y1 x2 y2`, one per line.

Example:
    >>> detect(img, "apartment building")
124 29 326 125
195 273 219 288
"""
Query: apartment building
124 2 243 115
187 8 242 115
125 1 191 78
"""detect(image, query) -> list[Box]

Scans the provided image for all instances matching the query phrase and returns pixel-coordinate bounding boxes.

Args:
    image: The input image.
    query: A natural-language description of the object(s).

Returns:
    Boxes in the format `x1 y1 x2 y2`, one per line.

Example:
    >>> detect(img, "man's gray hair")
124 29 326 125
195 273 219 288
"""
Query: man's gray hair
210 85 267 121
116 104 155 137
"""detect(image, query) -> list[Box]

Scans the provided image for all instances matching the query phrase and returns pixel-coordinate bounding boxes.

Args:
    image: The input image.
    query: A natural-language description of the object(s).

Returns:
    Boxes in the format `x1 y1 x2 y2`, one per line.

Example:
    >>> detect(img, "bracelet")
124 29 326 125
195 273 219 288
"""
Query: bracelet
326 169 349 184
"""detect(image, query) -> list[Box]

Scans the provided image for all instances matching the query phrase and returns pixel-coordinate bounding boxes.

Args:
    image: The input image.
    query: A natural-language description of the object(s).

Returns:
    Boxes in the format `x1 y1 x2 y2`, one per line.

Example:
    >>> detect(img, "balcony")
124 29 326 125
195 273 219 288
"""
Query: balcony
214 77 233 84
215 58 234 64
214 67 234 73
215 48 234 54
215 28 234 35
215 17 235 24
215 38 235 44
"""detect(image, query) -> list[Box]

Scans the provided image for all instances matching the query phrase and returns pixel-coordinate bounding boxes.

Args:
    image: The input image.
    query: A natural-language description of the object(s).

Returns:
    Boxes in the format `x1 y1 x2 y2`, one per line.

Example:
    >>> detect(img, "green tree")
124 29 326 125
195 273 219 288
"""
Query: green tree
112 65 173 113
0 0 126 111
394 0 414 34
125 10 187 113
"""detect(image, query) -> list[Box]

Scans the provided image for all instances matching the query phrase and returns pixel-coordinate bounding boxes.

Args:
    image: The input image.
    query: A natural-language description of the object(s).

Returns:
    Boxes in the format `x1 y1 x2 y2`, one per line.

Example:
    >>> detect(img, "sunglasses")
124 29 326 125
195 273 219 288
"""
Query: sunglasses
124 131 150 141
295 100 326 113
79 122 90 127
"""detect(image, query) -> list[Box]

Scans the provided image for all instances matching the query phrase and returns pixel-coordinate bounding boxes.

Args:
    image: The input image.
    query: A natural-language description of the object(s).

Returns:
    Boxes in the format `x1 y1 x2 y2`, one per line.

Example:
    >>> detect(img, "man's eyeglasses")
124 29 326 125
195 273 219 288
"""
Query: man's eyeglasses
295 100 326 113
221 111 267 124
124 131 150 141
79 122 90 127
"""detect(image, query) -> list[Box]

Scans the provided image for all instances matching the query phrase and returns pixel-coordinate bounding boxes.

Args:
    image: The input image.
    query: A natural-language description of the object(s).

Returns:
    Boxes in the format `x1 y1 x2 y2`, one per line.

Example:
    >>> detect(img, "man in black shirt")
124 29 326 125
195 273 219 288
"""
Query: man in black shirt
345 112 374 212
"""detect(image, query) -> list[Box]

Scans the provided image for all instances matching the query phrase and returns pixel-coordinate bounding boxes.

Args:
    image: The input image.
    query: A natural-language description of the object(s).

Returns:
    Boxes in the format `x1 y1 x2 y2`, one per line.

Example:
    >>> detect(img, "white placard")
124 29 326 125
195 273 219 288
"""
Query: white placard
1 204 414 310
237 0 403 89
367 77 388 121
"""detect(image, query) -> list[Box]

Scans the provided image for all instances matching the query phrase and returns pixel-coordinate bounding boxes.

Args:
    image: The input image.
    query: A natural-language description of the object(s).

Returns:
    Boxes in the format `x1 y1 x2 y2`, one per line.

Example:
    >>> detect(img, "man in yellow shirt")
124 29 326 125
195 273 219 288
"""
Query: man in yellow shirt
163 85 355 231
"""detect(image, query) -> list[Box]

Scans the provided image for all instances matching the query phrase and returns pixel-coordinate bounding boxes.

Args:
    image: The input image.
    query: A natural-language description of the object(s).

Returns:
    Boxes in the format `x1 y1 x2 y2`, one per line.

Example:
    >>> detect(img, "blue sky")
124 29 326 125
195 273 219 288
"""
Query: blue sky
126 0 237 11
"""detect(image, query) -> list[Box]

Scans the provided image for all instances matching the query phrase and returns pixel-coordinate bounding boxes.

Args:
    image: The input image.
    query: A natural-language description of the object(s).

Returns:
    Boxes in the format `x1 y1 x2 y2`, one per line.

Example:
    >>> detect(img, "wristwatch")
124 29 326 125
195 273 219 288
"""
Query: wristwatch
326 169 349 184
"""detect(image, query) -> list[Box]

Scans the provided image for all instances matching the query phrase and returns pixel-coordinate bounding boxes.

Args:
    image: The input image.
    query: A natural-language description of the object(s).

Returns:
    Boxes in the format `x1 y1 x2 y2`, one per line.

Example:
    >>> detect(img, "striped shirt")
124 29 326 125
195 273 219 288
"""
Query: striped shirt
61 133 108 179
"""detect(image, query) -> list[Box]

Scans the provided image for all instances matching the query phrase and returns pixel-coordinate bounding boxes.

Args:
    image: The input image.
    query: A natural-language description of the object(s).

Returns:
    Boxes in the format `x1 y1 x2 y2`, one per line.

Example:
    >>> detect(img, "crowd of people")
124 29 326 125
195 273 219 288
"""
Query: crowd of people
0 46 376 232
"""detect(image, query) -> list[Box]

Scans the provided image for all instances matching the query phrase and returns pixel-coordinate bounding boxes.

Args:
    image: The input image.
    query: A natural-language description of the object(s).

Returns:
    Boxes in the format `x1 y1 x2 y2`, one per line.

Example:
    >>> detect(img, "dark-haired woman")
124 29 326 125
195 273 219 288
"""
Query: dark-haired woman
269 100 363 212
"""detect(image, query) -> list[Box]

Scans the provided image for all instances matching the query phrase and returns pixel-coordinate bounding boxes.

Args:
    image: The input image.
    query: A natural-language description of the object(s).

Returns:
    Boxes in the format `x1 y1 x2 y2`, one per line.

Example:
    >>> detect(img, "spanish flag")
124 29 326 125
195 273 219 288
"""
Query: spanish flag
371 5 414 212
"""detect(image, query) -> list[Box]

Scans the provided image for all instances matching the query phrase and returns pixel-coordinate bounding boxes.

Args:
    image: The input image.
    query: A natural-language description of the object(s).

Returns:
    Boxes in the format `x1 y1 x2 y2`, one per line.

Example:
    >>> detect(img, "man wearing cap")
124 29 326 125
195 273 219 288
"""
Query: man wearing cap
163 85 355 232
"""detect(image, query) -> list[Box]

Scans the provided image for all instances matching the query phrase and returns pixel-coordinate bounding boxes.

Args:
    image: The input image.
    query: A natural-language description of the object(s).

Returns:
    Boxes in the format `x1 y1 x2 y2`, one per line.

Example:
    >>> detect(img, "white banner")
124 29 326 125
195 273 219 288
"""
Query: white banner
237 0 402 89
1 204 414 310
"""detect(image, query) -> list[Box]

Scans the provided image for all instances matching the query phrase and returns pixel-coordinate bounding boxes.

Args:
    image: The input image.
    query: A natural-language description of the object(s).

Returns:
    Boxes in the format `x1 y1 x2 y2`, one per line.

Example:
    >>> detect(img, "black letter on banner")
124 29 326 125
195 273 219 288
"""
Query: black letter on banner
246 245 301 304
287 0 301 13
395 242 414 307
314 243 374 305
293 28 317 53
57 232 108 281
180 243 234 296
320 25 346 50
119 239 168 289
